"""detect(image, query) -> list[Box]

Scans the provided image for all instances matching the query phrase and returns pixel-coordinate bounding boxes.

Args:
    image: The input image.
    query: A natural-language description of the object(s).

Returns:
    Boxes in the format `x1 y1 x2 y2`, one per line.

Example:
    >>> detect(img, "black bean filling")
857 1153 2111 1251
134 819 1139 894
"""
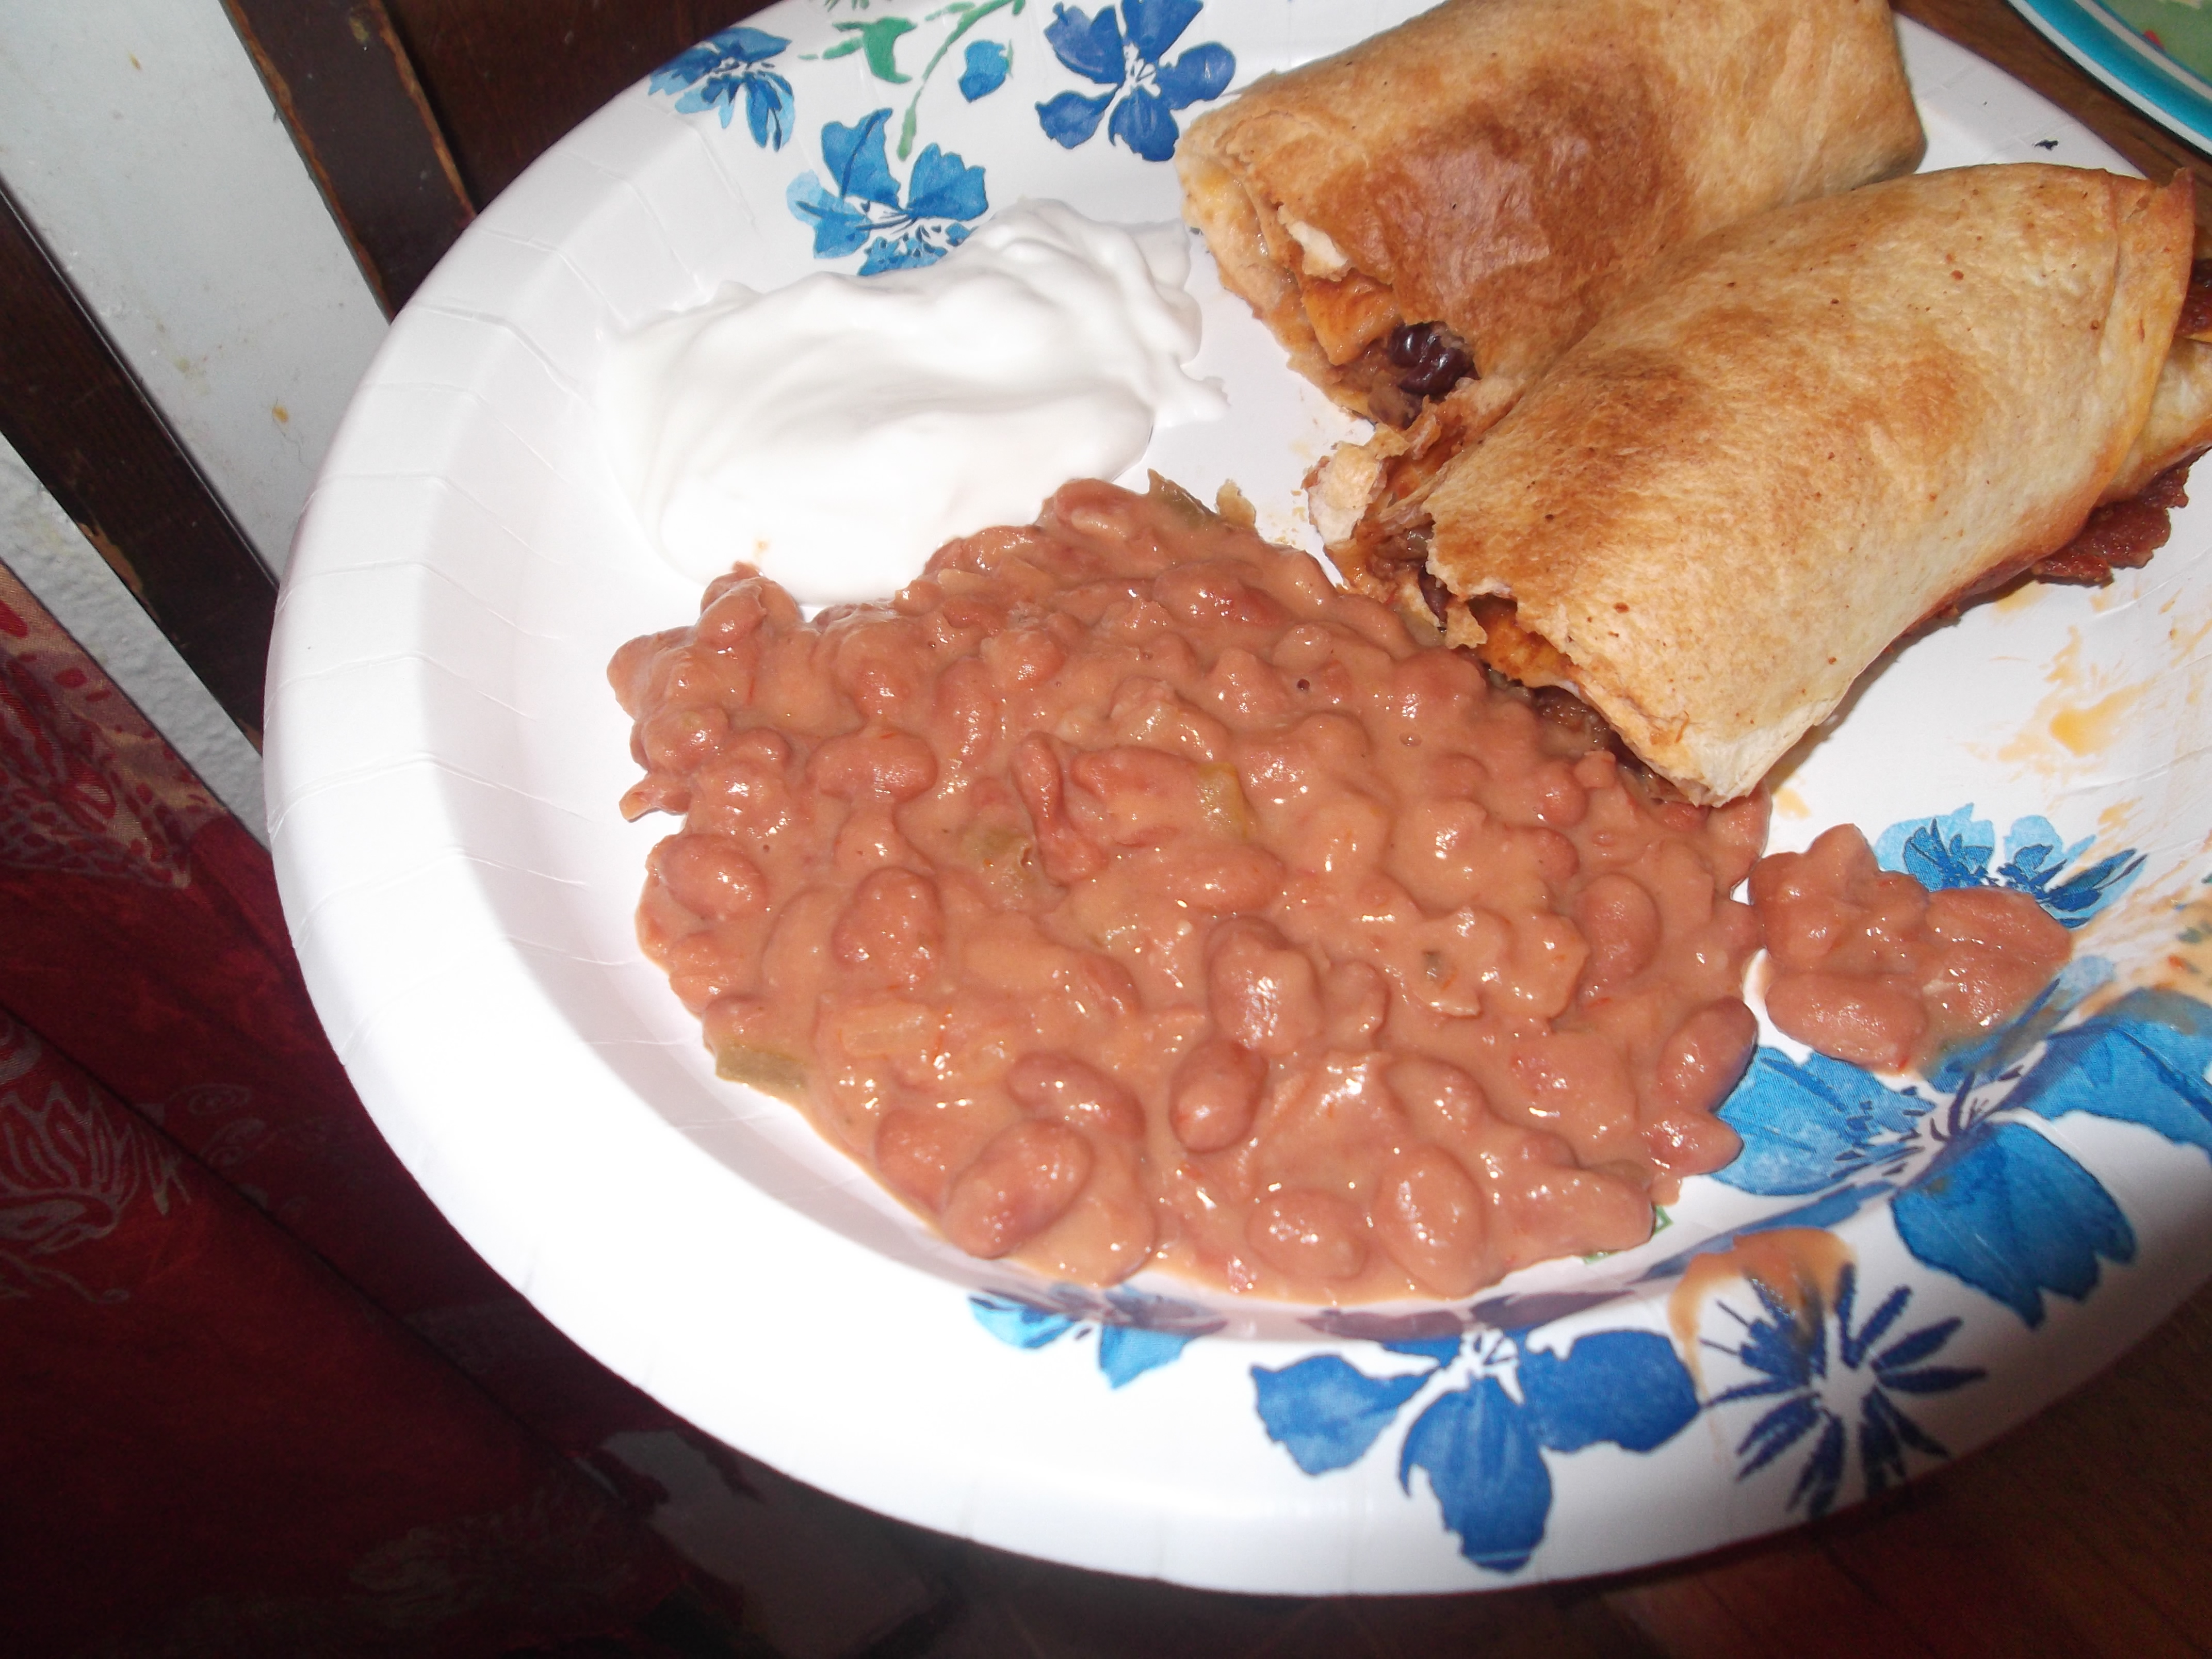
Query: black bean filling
1386 322 1476 399
1378 521 1434 567
1417 565 1451 628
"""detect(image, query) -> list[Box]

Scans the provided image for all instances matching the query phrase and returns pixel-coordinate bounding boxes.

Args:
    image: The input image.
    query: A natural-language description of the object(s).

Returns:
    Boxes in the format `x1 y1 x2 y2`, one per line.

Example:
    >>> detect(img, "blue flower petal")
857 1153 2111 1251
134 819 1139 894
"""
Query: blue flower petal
1309 1306 1469 1348
1108 83 1182 160
1860 1390 1906 1494
1037 87 1116 147
1517 1330 1700 1454
1044 4 1128 85
1101 1284 1229 1337
2031 851 2145 924
1736 1393 1823 1475
1835 1279 1910 1370
1372 1335 1460 1367
959 40 1012 101
1876 806 1995 890
1877 1364 1987 1395
1875 806 2143 928
715 26 791 66
1466 1289 1627 1331
1996 817 2079 879
1924 961 2108 1095
1717 1299 1824 1397
651 43 721 94
969 1293 1077 1350
1868 1316 1960 1374
1398 1378 1553 1574
1097 1324 1199 1386
1122 0 1202 61
1997 816 2143 924
1792 1414 1848 1516
2003 827 2073 882
744 72 795 150
673 76 740 124
1707 1373 1800 1408
860 231 951 275
1860 1384 1954 1497
1253 1355 1430 1475
822 110 903 209
1154 41 1234 109
785 172 875 258
2006 989 2212 1160
904 144 989 224
1892 1118 2134 1325
652 27 790 94
1876 1386 1951 1456
1715 1048 1922 1196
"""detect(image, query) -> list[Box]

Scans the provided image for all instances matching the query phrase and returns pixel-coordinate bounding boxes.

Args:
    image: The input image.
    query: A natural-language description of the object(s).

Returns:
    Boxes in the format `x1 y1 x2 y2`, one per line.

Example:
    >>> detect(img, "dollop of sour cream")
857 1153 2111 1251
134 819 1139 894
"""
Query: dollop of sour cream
601 200 1227 604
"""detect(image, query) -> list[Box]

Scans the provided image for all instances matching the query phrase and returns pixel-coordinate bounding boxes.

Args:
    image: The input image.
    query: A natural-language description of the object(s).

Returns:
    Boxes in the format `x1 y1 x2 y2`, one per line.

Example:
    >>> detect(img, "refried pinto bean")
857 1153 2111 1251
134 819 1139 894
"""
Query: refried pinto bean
1751 825 2071 1072
613 478 2066 1302
940 1119 1095 1258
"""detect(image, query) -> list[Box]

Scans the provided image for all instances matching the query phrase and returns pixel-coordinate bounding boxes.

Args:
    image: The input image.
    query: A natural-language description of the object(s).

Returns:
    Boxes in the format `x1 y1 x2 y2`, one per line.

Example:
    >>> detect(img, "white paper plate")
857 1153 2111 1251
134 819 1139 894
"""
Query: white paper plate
267 6 2212 1591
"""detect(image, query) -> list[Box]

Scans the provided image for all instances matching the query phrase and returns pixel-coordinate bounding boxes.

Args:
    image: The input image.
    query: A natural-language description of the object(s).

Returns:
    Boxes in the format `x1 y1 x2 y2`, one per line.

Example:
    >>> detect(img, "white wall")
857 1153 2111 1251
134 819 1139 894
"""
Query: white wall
1 433 266 837
0 0 394 829
0 0 388 574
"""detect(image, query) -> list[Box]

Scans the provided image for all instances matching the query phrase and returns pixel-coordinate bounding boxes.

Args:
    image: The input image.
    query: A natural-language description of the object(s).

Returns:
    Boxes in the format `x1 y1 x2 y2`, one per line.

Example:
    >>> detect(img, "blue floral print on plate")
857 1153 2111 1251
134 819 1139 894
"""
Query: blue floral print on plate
969 802 2212 1572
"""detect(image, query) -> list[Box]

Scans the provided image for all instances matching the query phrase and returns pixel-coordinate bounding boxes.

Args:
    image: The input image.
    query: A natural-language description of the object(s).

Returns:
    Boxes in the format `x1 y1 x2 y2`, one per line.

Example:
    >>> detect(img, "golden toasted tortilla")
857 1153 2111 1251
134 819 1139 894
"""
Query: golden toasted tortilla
1177 0 1925 428
2106 336 2212 500
1373 165 2193 804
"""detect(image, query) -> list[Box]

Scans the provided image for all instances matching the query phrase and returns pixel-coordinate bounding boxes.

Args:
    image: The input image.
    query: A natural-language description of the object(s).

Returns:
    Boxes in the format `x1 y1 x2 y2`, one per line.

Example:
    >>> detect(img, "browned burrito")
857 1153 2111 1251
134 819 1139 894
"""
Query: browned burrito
1333 165 2205 804
1176 0 1925 436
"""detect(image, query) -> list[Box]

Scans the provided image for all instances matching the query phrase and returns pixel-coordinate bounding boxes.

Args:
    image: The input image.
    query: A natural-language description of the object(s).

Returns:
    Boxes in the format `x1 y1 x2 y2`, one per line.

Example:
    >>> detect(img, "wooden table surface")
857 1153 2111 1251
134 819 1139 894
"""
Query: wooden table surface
796 8 2212 1655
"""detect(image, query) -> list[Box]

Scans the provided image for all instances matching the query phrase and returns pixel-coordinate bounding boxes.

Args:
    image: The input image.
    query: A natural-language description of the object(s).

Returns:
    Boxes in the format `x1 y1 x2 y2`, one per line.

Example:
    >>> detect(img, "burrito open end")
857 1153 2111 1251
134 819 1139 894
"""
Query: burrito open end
1334 164 2203 804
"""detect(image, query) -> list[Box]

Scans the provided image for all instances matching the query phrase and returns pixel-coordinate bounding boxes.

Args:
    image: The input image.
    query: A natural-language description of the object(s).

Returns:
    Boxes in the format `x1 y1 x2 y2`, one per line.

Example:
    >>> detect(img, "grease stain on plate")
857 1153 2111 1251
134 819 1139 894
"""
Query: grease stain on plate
2050 684 2149 755
1989 627 2152 775
1770 784 1812 821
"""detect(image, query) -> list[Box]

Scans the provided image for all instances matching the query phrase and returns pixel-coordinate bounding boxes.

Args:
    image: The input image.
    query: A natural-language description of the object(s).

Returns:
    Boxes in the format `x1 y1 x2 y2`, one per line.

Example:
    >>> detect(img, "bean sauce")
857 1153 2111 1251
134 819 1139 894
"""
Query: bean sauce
612 477 1796 1302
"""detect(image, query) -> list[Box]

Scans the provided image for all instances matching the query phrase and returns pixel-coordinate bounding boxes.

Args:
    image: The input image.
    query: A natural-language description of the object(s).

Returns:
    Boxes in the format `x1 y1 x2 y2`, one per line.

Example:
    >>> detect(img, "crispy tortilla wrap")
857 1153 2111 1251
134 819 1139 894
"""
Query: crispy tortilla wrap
2106 335 2212 501
1177 0 1924 429
1346 165 2197 804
